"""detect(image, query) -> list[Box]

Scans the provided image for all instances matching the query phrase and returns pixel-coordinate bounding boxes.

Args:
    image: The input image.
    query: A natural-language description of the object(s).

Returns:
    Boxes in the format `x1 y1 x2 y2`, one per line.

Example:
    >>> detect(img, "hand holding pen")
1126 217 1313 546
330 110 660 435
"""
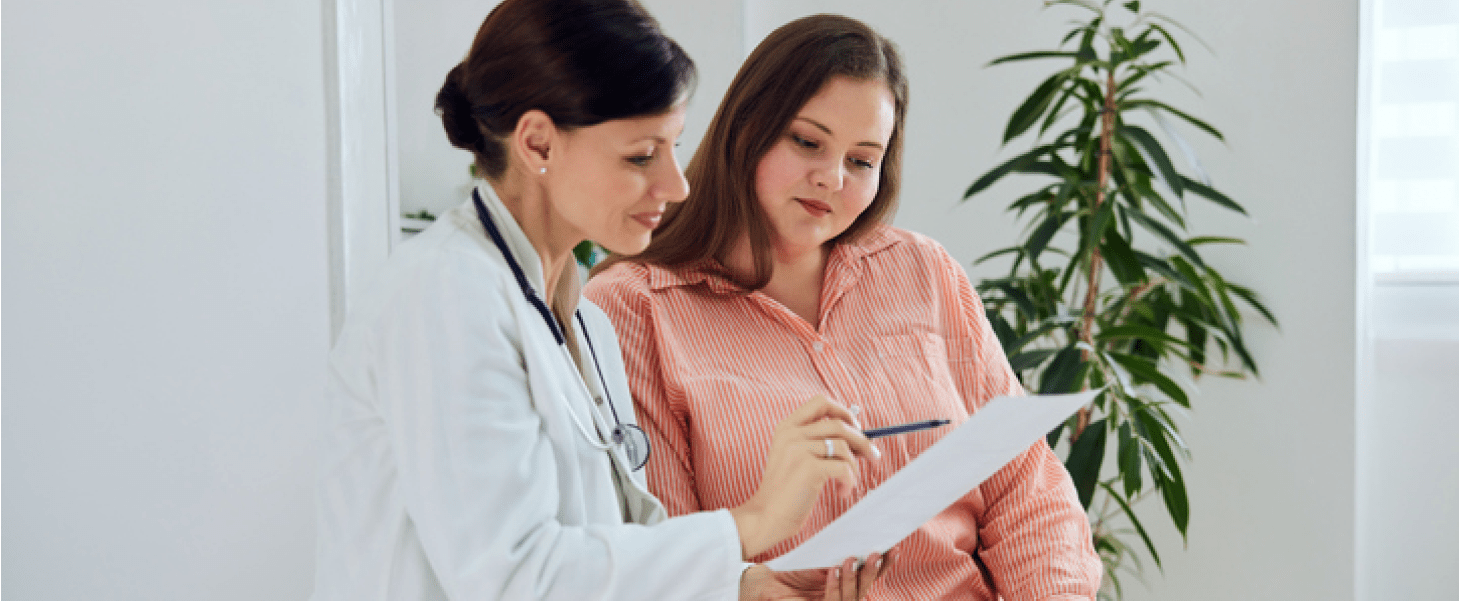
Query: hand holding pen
730 395 880 559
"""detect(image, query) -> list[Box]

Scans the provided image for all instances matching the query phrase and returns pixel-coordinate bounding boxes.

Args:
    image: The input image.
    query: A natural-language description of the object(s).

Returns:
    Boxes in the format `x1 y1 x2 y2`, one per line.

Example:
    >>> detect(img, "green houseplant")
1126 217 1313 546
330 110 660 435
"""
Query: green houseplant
963 1 1277 596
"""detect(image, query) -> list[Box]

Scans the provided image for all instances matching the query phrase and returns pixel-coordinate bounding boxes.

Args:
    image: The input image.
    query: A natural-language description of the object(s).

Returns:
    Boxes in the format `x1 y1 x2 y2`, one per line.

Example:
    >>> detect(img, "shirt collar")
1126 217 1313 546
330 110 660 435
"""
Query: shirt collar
645 224 903 293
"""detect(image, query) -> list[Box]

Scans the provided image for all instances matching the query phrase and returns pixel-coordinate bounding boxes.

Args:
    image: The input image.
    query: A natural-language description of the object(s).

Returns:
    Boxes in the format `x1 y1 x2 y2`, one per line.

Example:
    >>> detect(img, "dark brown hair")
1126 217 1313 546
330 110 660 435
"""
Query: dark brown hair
435 0 696 179
597 13 908 289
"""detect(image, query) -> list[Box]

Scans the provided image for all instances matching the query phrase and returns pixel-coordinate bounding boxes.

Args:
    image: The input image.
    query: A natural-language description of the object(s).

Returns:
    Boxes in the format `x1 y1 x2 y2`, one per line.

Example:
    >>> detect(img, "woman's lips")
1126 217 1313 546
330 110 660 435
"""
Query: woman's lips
631 211 663 229
797 198 832 217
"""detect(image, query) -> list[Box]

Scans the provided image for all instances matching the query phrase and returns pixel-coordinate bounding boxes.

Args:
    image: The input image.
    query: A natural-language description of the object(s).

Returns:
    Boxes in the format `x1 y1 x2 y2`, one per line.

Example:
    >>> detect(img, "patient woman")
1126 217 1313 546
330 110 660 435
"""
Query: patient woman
585 14 1101 600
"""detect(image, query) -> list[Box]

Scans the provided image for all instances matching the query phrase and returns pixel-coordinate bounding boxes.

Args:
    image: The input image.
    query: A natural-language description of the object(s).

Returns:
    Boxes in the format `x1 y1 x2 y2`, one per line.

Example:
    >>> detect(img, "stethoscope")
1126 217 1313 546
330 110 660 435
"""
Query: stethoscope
472 189 650 471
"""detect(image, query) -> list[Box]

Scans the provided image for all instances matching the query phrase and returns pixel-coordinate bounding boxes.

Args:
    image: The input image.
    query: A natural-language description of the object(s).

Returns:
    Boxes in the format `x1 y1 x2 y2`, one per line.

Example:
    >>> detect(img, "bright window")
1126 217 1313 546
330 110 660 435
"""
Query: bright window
1368 3 1459 279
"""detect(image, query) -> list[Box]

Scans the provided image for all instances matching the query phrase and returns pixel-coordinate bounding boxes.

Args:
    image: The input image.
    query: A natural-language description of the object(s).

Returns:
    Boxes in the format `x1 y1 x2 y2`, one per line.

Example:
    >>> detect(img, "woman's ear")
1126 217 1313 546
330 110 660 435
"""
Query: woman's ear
512 109 555 175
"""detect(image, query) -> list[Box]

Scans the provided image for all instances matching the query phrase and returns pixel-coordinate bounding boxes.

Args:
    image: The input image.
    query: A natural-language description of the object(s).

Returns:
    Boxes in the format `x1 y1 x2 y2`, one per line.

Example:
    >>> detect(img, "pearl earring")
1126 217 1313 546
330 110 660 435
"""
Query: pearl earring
539 167 547 174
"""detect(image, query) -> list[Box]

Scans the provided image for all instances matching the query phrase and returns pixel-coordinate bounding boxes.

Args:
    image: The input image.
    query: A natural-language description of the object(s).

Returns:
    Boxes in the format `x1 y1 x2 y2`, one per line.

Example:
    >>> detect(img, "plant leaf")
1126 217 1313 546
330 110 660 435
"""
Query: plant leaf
1132 251 1196 292
989 50 1082 66
1117 420 1145 498
1134 408 1190 539
1108 351 1191 408
974 246 1025 265
573 241 599 267
964 145 1053 199
1124 99 1224 142
1187 236 1245 246
1226 282 1280 327
1014 312 1083 343
989 280 1040 319
985 308 1020 350
1006 72 1071 143
1028 210 1073 264
1041 345 1088 394
1183 314 1208 376
1179 176 1247 215
1065 417 1107 509
1047 420 1068 451
1100 482 1162 570
1118 61 1173 93
1120 124 1185 198
1147 22 1187 64
1039 84 1082 137
1097 324 1190 350
1126 209 1206 270
1010 347 1061 373
1102 229 1148 286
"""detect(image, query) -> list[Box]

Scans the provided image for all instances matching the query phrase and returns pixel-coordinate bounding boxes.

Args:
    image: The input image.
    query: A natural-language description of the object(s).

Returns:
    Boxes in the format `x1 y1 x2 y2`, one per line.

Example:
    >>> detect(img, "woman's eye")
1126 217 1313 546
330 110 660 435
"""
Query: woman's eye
849 157 876 170
791 134 818 150
627 153 654 167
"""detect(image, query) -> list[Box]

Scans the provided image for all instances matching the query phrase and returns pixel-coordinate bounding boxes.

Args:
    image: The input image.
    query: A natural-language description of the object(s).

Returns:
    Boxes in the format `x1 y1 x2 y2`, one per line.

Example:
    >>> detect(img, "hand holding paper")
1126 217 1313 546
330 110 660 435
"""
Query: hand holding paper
766 390 1097 571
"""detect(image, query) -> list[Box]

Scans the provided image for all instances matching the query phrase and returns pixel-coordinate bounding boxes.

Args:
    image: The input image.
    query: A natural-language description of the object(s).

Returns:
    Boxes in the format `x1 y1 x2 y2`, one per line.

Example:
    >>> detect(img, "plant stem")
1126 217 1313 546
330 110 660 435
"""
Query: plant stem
1083 68 1116 351
1073 66 1118 443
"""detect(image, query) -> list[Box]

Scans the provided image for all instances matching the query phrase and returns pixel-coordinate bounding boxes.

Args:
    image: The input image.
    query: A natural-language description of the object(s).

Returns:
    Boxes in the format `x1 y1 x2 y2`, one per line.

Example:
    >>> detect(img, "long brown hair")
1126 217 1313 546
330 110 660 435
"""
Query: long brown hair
596 14 908 289
435 0 695 179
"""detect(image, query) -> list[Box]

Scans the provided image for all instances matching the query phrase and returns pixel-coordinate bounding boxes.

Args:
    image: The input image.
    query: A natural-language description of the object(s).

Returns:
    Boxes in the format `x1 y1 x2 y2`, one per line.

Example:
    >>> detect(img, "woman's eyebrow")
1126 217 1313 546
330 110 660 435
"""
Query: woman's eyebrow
627 125 685 146
794 116 885 150
627 135 669 145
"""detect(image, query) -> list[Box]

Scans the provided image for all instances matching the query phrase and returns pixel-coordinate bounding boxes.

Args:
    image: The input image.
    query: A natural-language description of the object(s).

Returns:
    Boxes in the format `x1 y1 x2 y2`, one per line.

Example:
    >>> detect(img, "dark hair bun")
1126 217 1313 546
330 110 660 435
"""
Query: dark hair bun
435 65 484 154
436 0 695 179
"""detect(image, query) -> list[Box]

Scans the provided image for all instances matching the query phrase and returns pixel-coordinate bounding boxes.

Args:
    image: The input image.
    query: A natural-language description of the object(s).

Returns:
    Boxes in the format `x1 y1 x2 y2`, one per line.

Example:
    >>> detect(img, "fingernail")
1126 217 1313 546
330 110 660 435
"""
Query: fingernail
871 444 882 459
848 405 862 429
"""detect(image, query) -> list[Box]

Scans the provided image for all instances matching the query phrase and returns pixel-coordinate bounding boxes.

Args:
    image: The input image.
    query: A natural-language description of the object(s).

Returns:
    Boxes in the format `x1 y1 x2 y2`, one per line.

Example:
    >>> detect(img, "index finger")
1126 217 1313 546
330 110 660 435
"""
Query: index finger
786 395 861 429
802 419 880 461
855 552 883 598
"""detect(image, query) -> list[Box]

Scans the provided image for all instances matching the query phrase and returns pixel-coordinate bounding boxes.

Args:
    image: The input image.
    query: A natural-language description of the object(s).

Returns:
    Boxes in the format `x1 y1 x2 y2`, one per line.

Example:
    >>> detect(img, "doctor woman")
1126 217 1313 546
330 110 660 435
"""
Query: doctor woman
311 1 888 600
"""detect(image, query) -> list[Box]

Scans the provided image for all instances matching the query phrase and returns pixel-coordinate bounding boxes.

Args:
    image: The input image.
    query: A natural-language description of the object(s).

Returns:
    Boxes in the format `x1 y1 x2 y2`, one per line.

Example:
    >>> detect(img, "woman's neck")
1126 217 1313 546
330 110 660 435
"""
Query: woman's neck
488 174 576 302
728 237 831 327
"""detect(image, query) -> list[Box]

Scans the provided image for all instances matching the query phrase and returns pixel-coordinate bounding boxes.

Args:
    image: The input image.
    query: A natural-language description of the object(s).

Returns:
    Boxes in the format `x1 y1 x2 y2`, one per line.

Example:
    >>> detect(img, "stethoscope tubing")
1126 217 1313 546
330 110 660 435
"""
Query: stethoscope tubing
472 189 645 467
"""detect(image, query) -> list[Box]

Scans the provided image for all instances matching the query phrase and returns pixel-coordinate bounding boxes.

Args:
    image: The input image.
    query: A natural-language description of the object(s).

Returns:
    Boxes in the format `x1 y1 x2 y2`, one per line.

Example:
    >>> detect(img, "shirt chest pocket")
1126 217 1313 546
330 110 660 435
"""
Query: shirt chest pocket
872 332 966 418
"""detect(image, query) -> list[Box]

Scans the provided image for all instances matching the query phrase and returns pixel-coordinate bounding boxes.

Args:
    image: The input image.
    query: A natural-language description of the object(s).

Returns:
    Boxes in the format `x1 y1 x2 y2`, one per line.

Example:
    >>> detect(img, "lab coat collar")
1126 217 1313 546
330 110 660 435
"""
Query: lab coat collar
471 181 581 318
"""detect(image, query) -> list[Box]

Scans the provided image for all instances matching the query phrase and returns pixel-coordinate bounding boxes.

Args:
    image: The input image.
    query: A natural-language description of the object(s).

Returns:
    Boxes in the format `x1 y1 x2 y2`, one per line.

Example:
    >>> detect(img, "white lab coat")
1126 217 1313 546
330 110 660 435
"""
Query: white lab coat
312 182 745 600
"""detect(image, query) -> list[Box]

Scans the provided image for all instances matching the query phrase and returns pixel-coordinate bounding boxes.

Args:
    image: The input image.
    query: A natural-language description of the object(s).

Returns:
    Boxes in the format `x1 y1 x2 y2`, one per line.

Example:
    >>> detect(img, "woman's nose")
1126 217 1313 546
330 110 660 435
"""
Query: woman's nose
812 160 845 192
655 152 690 202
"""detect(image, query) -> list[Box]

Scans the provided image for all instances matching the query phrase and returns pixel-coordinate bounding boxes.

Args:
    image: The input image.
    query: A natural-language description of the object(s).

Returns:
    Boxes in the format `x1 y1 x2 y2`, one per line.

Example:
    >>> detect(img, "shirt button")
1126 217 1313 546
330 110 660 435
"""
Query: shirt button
593 395 605 406
812 341 825 352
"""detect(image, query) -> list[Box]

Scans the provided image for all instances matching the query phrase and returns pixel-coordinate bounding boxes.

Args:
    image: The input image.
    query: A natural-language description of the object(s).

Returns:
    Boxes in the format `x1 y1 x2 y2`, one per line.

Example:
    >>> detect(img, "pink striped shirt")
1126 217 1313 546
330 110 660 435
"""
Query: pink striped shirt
585 225 1100 600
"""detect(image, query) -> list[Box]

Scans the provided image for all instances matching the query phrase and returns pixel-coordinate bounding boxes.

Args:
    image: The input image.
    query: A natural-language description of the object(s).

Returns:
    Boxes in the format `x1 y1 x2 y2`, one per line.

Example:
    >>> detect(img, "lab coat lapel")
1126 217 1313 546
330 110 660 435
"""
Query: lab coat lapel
476 181 665 526
569 321 667 526
474 181 555 301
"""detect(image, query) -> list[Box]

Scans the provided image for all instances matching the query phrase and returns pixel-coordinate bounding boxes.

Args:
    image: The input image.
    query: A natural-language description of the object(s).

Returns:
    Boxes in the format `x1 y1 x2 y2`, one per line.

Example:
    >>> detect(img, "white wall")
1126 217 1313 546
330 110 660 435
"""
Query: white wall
744 1 1359 599
2 1 329 599
394 0 495 217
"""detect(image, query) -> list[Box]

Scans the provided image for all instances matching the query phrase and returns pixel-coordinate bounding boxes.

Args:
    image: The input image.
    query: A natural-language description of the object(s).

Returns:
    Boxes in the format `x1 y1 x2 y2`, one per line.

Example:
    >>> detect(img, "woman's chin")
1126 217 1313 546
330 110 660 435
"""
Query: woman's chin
596 235 651 258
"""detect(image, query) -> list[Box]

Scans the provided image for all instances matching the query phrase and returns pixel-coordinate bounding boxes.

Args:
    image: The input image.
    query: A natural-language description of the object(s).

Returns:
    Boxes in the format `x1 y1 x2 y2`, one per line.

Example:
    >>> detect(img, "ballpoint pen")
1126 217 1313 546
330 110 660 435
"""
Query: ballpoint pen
862 418 951 439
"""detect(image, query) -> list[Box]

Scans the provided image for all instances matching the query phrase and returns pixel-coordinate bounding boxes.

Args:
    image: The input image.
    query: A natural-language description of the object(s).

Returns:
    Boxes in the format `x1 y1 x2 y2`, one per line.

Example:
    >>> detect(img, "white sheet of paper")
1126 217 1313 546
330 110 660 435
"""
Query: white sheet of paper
766 390 1097 571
